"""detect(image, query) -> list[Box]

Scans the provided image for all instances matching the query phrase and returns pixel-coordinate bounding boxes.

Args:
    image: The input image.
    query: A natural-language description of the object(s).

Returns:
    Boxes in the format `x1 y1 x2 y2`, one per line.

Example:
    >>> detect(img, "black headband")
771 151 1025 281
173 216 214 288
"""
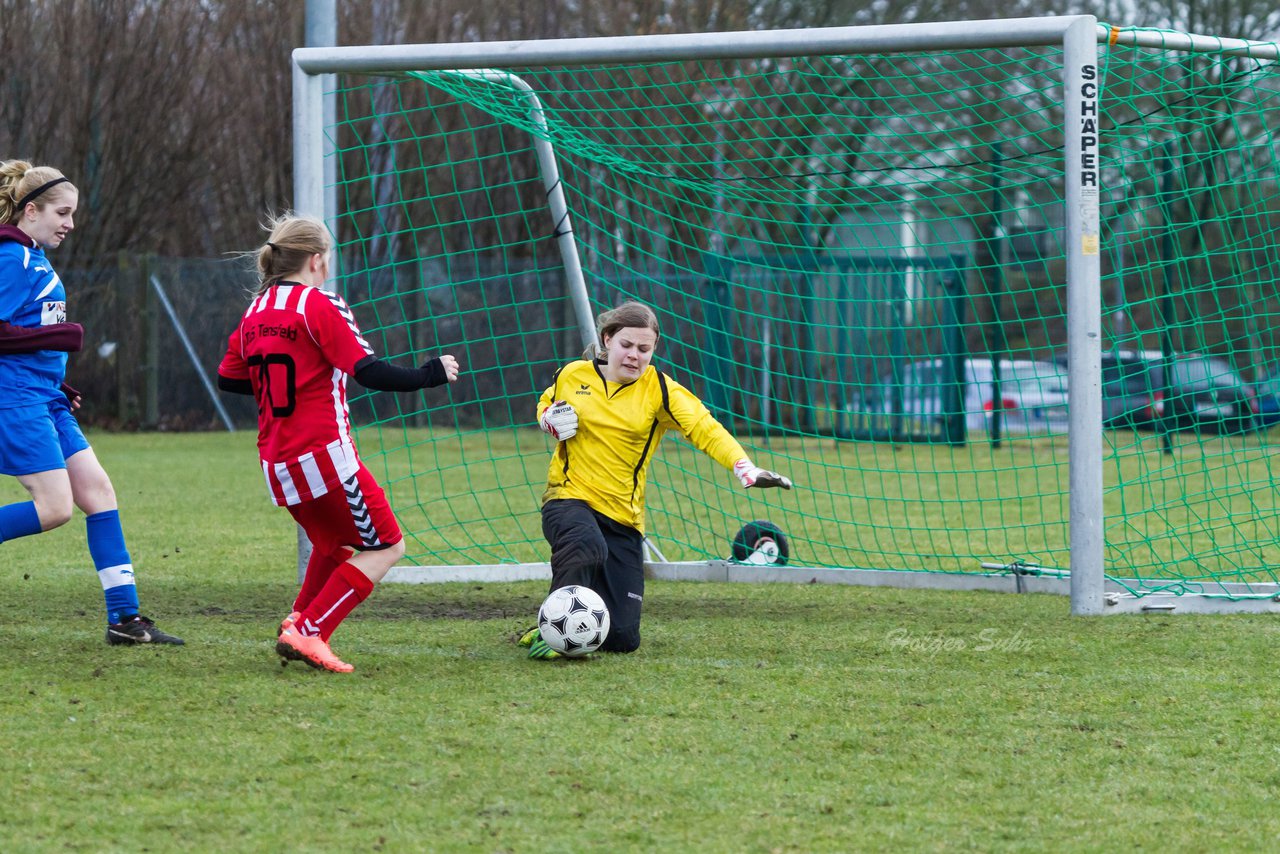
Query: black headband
17 176 71 211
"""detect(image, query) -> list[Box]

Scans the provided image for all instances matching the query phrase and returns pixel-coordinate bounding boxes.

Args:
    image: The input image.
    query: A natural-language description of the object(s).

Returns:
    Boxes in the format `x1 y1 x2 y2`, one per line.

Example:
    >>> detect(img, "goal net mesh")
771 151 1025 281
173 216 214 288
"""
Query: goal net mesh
324 27 1280 594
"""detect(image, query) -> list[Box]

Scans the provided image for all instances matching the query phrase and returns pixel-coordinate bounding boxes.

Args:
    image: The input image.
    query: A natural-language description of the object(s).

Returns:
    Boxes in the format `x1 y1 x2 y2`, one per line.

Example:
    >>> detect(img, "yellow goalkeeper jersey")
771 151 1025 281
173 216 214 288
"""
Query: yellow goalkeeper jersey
538 359 747 532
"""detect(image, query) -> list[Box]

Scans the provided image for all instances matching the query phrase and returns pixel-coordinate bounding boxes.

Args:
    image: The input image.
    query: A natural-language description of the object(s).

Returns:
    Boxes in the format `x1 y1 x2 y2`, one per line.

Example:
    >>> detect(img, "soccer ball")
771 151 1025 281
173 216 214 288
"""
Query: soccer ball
537 585 610 657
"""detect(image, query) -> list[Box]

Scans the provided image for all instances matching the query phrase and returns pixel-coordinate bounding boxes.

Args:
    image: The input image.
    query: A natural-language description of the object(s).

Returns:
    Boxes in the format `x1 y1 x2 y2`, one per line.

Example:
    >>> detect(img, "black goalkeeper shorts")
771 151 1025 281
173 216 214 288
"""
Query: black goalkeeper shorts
541 499 644 653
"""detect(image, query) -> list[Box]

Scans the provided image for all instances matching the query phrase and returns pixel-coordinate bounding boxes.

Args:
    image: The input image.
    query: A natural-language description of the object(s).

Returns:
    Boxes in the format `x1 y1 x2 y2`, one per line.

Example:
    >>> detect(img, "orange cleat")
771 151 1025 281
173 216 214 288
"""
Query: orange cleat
275 623 353 673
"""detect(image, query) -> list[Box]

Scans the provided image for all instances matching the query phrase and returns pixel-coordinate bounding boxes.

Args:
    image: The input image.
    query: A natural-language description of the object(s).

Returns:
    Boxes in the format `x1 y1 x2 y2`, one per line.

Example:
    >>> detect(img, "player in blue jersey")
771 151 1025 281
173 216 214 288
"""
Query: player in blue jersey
0 160 182 646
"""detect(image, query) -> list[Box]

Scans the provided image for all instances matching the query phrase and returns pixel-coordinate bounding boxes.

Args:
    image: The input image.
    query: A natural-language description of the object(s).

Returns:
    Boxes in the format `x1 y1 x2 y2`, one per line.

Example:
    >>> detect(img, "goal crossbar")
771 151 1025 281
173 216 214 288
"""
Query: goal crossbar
294 18 1091 74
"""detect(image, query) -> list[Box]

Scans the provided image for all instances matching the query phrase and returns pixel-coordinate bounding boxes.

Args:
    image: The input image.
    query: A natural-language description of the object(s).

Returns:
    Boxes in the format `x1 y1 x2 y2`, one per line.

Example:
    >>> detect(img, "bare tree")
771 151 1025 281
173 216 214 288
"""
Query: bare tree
0 0 301 265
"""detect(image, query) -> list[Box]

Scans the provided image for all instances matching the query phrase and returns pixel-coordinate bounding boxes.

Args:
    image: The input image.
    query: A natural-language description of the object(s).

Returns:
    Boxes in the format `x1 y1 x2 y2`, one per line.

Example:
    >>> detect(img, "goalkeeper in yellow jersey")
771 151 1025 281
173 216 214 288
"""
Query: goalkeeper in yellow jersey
519 300 791 659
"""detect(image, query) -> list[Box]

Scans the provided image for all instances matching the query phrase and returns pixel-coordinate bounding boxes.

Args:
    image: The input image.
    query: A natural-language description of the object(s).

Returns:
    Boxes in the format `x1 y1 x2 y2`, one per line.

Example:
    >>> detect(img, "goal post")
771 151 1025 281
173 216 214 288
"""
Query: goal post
291 17 1280 615
1061 17 1104 615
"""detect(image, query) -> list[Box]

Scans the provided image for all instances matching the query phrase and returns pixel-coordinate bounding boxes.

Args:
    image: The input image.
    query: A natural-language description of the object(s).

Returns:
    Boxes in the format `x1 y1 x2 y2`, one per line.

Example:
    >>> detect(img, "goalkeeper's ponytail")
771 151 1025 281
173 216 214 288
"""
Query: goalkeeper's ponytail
252 213 332 294
583 300 660 362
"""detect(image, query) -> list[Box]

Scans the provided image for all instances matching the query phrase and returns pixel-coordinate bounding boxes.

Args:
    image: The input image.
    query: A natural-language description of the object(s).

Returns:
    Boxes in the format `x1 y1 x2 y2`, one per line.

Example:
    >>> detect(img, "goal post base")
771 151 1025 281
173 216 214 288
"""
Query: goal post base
383 561 1280 614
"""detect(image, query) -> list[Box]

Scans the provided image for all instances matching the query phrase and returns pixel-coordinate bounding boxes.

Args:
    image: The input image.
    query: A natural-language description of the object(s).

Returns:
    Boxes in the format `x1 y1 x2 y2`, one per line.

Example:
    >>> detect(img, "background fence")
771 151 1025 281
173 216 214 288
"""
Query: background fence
65 256 258 431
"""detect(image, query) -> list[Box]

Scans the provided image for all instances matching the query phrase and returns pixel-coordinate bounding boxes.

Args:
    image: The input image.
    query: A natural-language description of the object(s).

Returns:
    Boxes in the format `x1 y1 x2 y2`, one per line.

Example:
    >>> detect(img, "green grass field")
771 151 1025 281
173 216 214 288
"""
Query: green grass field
2 432 1280 851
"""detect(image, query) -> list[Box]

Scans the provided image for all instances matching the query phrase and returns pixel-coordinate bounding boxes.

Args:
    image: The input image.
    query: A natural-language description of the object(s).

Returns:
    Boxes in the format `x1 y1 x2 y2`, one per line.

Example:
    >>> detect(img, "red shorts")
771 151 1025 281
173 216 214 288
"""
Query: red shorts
286 462 402 555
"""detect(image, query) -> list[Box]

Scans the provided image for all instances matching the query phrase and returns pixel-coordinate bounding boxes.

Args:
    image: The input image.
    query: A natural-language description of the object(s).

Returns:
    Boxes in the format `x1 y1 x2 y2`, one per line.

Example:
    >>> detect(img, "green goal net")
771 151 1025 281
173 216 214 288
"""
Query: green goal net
312 23 1280 602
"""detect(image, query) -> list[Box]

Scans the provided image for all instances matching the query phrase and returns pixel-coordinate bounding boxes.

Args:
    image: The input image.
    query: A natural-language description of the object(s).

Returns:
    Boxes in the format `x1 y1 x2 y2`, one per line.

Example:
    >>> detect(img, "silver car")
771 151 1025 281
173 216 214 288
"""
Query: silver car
881 358 1071 436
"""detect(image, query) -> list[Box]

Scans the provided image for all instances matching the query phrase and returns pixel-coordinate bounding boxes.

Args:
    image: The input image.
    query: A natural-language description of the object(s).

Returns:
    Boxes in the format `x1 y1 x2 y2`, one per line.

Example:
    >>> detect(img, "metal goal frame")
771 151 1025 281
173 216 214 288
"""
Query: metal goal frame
292 17 1280 615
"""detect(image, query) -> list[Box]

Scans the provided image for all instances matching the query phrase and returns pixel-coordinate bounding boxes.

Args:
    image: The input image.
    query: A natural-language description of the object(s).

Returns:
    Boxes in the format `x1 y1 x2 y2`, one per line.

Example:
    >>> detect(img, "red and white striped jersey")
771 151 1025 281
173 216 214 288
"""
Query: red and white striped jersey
218 282 375 506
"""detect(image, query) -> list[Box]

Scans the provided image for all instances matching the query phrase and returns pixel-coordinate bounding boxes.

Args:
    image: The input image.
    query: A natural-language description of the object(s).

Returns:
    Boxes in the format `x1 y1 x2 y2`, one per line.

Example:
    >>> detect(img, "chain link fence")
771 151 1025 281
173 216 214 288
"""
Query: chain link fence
65 255 259 431
63 253 576 432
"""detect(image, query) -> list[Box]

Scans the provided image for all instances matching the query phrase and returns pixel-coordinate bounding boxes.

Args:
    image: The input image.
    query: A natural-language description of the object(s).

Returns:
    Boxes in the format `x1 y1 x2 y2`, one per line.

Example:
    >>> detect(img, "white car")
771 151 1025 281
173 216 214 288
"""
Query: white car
880 358 1071 436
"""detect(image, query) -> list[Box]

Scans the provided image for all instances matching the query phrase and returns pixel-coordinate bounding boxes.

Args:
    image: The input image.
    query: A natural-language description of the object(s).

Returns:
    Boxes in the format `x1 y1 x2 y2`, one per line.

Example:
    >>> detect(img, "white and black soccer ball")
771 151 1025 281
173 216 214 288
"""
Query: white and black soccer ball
537 585 610 657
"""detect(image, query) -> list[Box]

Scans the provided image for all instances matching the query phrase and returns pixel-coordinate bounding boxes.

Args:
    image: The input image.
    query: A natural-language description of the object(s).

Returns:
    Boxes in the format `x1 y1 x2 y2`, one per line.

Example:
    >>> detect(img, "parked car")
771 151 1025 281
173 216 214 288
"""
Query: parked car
1251 366 1280 428
1054 350 1258 434
880 358 1071 436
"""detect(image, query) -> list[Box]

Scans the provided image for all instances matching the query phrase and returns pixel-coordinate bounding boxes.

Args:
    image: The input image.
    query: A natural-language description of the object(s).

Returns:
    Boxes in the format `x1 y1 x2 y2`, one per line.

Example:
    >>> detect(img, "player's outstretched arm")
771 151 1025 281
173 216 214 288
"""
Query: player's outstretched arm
733 459 793 490
658 375 791 489
353 354 461 391
0 319 84 354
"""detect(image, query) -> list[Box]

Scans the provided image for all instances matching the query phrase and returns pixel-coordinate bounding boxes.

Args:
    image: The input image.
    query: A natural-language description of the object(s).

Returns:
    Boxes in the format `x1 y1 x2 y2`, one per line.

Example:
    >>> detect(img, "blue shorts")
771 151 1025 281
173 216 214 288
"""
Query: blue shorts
0 399 91 476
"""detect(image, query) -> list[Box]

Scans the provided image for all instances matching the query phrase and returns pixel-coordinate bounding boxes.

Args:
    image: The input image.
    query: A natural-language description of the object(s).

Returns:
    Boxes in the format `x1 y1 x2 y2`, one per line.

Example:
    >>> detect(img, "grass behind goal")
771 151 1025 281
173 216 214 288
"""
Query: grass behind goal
2 432 1280 850
323 26 1280 598
367 424 1280 588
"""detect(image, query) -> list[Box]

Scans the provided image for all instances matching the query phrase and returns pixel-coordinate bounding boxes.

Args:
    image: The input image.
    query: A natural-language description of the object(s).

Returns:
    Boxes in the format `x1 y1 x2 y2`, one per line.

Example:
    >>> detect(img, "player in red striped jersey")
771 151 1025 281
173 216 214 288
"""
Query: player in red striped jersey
218 214 459 672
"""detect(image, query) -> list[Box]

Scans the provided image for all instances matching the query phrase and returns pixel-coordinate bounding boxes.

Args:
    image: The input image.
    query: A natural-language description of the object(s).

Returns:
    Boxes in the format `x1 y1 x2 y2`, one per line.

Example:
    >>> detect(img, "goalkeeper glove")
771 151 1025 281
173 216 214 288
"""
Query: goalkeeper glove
540 400 578 441
733 458 792 490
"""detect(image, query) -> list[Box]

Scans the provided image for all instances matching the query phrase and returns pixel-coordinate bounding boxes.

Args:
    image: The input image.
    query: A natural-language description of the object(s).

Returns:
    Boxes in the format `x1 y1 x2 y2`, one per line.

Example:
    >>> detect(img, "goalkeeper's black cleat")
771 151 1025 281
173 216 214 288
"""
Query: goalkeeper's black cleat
105 615 185 646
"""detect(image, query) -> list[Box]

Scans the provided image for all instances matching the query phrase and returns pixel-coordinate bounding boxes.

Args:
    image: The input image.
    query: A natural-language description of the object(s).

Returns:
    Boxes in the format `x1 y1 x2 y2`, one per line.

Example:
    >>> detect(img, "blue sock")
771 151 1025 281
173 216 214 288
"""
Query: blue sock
86 509 140 625
0 501 42 543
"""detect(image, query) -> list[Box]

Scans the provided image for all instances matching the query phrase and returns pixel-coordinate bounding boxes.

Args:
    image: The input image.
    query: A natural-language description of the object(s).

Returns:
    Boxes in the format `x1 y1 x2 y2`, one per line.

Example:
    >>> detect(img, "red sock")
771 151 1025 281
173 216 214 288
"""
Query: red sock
293 549 342 613
297 562 374 641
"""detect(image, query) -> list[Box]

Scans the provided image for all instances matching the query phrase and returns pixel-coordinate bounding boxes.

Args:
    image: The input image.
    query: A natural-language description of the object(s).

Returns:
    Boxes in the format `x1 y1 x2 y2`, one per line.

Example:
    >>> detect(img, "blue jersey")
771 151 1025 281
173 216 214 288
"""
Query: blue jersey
0 238 68 408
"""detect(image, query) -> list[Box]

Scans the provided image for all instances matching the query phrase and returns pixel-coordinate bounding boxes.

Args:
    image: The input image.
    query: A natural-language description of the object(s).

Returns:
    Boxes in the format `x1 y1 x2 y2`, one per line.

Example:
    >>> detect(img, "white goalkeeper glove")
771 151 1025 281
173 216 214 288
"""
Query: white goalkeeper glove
540 399 578 441
733 459 793 490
